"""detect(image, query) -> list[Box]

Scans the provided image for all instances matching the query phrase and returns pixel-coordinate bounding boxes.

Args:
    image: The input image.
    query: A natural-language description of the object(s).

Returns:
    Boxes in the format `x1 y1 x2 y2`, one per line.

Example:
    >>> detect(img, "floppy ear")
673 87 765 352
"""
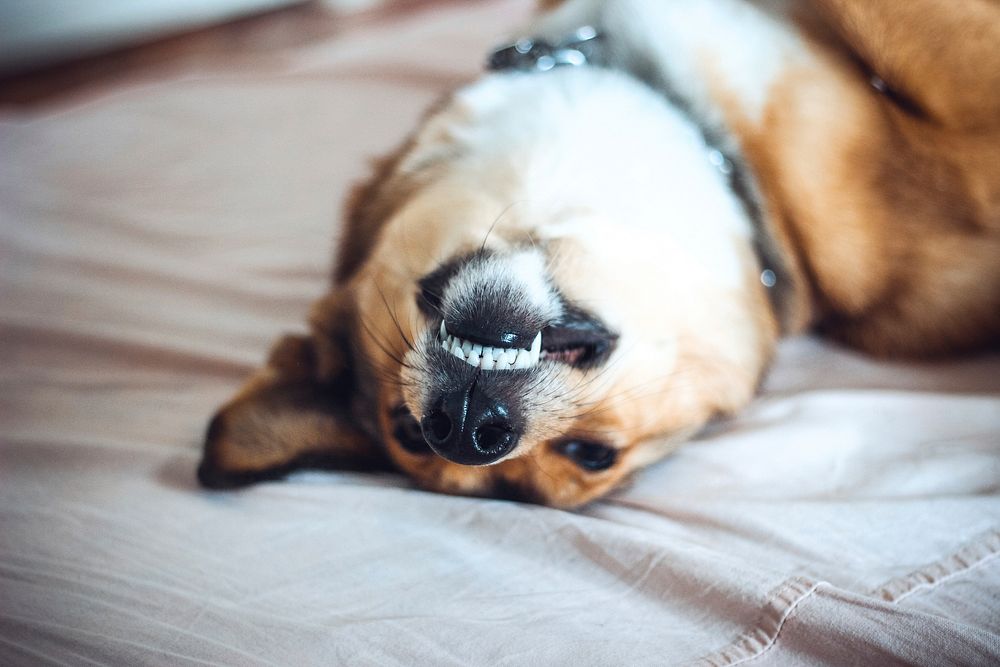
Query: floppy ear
197 307 389 489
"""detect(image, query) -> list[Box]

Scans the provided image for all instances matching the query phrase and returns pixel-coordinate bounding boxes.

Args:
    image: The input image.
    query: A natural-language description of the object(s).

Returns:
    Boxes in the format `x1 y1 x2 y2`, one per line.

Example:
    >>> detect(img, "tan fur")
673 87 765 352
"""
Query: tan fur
200 0 1000 507
754 6 1000 355
197 332 387 488
708 1 1000 356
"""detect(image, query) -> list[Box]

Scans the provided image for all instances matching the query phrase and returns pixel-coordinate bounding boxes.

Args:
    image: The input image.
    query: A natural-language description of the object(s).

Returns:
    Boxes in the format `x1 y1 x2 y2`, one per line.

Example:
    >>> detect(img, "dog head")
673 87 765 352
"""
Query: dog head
333 161 777 508
203 70 781 508
340 210 774 507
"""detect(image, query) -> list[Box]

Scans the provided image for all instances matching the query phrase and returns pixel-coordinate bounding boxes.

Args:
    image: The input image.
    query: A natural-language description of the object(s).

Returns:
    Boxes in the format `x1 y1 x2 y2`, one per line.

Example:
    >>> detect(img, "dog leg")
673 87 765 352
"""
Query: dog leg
810 0 1000 130
197 333 388 489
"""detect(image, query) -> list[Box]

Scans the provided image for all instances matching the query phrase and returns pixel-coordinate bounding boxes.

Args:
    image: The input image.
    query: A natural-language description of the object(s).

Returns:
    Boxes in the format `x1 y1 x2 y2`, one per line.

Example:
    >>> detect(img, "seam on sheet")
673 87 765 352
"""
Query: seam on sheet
688 577 822 667
690 530 1000 667
870 529 1000 603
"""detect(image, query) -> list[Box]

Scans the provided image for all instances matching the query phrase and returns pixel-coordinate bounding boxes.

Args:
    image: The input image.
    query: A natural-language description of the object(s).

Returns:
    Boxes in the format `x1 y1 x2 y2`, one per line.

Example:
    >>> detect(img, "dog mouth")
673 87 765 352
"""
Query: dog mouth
417 248 618 372
436 316 616 371
438 321 542 370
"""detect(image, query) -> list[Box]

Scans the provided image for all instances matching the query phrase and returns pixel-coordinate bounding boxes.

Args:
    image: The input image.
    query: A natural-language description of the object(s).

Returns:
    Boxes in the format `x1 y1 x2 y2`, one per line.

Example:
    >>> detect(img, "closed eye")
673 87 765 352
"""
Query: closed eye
417 285 443 316
391 405 432 455
555 440 618 472
416 253 471 317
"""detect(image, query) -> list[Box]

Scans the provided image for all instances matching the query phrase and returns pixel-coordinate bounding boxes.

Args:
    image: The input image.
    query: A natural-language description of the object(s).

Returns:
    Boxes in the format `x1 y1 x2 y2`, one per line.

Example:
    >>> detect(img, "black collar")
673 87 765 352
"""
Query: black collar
488 26 603 72
488 28 794 330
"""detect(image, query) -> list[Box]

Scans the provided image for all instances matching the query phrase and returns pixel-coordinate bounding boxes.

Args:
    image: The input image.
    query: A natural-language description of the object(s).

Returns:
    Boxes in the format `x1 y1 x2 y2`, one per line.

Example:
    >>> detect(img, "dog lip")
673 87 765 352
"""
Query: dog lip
537 306 618 369
464 330 522 347
441 319 536 350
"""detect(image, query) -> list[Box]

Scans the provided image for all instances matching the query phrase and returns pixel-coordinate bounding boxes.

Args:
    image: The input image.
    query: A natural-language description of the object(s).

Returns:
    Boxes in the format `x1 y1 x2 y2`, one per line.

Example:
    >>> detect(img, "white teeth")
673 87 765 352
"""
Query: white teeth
436 321 542 371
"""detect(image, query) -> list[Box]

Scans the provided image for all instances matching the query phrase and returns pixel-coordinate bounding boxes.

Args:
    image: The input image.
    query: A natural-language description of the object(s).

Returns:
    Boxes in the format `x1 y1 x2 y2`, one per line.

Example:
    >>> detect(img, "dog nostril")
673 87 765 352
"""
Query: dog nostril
421 410 453 444
473 423 516 455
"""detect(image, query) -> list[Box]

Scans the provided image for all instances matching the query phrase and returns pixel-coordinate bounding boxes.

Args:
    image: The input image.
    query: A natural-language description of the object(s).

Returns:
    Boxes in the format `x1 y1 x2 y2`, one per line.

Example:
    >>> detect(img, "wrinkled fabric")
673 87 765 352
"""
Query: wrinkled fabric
1 1 998 664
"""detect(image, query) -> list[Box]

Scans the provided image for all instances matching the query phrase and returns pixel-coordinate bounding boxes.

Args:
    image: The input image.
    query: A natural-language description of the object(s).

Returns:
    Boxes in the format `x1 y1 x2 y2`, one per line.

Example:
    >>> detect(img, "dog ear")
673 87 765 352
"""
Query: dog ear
197 301 389 489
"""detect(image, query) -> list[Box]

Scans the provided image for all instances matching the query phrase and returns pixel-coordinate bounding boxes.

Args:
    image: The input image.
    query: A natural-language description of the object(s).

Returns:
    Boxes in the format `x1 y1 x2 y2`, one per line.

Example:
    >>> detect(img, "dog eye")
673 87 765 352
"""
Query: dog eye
391 405 432 455
417 286 442 316
416 256 465 316
555 440 617 472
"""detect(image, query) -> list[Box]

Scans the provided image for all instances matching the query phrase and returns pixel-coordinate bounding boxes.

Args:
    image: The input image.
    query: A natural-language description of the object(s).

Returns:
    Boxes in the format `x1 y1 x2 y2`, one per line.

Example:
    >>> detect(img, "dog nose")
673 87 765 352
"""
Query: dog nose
420 382 521 465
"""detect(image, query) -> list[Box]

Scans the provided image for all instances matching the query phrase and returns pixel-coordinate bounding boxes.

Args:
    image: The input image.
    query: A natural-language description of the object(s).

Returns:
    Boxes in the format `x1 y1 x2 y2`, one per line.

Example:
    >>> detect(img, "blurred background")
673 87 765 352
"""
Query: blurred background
0 0 422 103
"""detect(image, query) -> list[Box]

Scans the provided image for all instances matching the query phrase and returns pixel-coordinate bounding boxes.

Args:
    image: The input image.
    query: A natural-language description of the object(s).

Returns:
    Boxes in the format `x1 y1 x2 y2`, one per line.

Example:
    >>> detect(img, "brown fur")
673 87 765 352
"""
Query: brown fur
199 0 1000 507
766 1 1000 355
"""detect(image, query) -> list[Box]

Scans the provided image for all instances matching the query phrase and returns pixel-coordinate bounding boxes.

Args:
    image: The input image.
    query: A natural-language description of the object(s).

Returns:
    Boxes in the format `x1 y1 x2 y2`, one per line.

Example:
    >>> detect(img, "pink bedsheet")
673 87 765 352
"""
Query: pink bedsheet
2 1 998 664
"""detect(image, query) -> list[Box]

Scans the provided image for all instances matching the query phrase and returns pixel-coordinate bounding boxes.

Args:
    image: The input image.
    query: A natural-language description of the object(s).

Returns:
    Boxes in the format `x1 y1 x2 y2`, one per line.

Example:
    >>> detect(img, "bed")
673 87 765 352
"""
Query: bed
2 1 998 664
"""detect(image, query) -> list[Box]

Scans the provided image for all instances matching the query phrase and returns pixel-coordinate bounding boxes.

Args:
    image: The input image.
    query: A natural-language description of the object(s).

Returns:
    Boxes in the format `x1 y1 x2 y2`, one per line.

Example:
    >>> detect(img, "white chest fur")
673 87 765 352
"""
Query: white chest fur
399 66 755 293
525 0 812 128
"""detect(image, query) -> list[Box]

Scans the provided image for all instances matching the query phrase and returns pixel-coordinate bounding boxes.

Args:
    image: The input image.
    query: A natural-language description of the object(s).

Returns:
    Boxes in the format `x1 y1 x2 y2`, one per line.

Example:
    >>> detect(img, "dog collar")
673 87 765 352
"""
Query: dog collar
488 25 602 72
488 28 792 328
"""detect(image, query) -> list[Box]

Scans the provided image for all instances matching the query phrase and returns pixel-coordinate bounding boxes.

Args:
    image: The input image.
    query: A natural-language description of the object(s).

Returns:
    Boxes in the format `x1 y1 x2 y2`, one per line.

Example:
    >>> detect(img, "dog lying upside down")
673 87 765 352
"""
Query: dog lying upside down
198 0 1000 508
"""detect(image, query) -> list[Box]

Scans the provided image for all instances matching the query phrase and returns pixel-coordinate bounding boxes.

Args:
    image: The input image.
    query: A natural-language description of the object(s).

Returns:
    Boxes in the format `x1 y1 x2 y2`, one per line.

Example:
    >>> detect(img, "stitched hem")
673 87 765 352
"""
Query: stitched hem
690 529 1000 667
870 529 1000 603
690 577 822 667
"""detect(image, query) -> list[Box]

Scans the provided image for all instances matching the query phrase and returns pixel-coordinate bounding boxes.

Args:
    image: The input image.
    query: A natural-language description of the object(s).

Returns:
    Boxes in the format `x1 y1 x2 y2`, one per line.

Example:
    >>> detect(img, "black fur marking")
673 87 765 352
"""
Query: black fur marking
417 252 477 317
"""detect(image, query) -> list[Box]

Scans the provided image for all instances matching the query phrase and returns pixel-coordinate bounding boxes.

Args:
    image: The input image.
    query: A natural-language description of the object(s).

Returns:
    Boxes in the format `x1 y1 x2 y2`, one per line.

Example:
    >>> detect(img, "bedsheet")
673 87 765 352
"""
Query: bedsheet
2 1 999 664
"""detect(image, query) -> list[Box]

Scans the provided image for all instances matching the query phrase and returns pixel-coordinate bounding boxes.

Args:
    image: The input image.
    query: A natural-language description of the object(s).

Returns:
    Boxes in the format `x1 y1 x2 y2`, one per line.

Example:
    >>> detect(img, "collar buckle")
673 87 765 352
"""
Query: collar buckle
487 26 602 72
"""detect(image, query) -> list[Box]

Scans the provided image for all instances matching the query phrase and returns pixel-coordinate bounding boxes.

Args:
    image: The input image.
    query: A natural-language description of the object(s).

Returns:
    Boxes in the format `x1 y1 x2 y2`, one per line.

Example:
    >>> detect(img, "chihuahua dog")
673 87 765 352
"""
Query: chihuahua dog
198 0 1000 508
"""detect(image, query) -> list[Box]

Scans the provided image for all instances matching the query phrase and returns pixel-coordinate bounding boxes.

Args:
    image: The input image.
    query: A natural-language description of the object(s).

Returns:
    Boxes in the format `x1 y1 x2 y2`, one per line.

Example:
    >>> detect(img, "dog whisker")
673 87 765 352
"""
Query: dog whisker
359 316 413 371
374 282 416 354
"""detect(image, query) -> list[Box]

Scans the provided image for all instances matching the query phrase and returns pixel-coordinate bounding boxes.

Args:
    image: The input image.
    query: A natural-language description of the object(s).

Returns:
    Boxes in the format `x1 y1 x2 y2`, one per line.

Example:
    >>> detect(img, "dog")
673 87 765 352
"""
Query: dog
197 0 1000 508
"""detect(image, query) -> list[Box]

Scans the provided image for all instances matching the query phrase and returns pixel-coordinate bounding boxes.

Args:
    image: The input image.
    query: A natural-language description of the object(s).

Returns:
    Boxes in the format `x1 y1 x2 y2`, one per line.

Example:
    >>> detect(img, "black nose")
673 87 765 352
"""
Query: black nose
420 382 522 466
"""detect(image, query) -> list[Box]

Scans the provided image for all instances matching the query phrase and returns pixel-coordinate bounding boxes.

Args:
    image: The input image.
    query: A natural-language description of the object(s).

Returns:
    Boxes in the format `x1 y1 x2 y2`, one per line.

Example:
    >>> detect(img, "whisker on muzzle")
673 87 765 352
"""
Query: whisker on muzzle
375 282 416 354
359 316 414 372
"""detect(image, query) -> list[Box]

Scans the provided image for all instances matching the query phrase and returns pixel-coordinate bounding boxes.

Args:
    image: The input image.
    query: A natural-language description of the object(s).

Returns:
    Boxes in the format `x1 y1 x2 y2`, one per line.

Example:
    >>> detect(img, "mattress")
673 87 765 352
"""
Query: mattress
2 0 998 664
